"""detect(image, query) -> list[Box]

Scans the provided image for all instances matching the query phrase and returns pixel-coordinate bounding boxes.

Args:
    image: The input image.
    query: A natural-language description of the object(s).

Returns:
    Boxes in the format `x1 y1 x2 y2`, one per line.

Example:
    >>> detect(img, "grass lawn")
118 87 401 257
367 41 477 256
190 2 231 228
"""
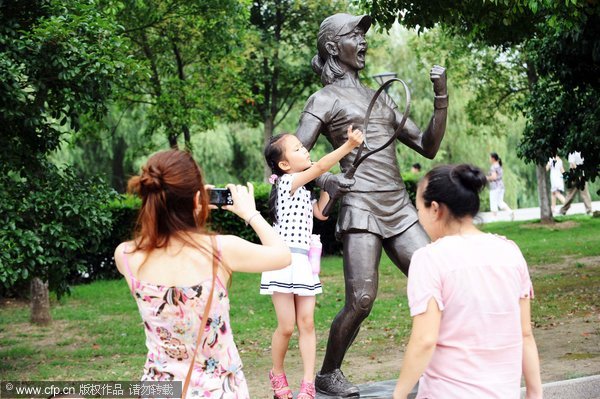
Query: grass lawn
1 215 599 384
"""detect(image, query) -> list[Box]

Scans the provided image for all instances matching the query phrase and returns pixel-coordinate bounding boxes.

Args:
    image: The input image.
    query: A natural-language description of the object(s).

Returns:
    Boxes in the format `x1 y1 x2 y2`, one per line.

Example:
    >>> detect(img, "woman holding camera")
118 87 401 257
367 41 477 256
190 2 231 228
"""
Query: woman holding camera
114 149 291 398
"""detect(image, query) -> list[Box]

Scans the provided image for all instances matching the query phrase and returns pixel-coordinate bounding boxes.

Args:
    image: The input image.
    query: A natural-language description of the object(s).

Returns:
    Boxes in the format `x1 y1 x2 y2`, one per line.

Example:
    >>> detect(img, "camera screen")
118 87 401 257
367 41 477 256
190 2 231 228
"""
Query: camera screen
209 188 233 206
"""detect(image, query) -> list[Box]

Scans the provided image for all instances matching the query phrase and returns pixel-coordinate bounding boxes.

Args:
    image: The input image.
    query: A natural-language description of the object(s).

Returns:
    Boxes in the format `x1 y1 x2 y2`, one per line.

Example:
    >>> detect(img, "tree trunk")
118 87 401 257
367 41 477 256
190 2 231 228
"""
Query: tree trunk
112 134 126 193
536 163 554 224
183 124 191 151
261 5 282 182
263 117 275 181
525 61 554 224
30 277 51 325
171 39 192 151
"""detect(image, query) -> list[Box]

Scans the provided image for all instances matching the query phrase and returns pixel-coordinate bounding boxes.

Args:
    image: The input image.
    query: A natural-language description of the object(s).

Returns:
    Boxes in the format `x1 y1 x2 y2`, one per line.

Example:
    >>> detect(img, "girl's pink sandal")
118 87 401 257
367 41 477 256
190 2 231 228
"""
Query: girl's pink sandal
269 370 293 399
297 380 316 399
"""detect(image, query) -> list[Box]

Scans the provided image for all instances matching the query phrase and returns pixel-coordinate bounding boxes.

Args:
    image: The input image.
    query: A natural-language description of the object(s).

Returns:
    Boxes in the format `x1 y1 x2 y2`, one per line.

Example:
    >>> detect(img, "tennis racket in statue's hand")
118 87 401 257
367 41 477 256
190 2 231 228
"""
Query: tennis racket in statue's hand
321 78 411 217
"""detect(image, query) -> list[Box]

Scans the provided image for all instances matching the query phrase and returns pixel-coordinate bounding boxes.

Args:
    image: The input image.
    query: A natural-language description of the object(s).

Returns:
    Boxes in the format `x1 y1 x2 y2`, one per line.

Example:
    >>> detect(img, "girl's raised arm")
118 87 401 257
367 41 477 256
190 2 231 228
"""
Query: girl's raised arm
291 126 363 192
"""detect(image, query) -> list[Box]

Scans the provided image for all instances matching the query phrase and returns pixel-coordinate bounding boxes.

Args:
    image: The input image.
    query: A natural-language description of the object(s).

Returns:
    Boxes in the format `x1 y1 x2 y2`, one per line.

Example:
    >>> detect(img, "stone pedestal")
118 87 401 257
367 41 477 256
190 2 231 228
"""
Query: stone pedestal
315 380 416 399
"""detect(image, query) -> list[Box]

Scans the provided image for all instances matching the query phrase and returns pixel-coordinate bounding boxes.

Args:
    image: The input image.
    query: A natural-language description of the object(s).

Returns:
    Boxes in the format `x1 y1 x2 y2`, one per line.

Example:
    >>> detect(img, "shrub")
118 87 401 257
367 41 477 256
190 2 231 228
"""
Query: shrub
55 174 418 282
76 195 140 283
0 162 116 298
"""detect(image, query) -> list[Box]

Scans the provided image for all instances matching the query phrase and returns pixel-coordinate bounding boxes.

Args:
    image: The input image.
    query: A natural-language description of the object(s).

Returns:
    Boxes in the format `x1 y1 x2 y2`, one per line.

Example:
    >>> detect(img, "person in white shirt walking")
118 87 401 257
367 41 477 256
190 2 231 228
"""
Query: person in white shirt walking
559 151 593 216
546 154 567 213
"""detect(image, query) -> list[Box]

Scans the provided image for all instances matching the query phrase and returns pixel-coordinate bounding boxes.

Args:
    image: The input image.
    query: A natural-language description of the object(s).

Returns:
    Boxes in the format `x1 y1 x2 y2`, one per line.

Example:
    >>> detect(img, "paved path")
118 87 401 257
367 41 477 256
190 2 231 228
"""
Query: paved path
476 200 600 224
314 374 600 398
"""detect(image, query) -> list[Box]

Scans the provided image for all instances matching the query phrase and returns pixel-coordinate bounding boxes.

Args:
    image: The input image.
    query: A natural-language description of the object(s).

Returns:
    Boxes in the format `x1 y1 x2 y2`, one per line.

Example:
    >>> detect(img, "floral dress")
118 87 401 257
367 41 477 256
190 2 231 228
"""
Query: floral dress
122 240 249 399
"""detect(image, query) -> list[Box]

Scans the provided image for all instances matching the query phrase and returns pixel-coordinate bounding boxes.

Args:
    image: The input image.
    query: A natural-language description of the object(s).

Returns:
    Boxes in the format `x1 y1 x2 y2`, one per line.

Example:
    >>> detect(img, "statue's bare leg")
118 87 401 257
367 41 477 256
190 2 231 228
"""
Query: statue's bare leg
316 223 429 397
316 232 382 397
383 222 430 276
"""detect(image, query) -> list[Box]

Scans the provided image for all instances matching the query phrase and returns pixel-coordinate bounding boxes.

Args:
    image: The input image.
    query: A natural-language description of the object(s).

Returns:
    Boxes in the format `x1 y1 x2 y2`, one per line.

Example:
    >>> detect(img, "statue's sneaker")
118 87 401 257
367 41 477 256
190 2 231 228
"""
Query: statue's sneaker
315 369 359 397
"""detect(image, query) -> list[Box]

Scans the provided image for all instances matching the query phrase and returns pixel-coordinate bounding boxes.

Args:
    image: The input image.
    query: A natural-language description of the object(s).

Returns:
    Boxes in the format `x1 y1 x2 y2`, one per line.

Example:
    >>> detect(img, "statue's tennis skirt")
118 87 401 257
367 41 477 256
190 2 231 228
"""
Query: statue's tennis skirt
336 190 419 239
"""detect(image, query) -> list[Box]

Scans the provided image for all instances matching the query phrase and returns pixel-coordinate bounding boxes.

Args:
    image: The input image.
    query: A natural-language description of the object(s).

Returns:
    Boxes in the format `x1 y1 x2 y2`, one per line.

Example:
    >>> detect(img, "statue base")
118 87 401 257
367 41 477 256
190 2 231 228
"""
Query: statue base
315 380 417 399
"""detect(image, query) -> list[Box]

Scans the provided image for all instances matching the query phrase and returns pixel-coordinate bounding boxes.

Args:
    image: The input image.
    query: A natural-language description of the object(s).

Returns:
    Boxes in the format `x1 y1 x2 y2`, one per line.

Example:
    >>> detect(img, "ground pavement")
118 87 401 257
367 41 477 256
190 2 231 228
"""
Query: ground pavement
313 374 600 398
476 200 600 223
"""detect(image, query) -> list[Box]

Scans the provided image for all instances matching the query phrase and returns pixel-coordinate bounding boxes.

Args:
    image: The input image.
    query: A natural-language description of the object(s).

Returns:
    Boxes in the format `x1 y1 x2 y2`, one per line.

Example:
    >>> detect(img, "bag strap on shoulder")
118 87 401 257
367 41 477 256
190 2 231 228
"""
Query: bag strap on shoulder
181 235 218 399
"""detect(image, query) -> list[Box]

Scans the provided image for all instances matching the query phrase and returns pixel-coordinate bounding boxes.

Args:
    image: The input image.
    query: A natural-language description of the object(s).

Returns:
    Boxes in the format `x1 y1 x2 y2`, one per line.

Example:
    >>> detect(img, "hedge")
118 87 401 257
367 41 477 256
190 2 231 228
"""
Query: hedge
80 175 418 281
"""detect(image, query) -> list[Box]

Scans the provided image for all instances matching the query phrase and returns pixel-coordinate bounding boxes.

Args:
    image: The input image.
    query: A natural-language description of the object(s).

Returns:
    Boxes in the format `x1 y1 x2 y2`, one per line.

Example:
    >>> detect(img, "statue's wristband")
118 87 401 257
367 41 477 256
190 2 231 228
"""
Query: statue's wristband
434 94 448 109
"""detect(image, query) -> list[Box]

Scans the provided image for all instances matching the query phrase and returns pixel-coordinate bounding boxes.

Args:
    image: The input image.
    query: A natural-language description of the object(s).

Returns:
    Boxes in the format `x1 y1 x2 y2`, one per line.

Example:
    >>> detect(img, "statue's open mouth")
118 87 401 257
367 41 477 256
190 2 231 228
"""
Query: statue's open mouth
357 49 366 61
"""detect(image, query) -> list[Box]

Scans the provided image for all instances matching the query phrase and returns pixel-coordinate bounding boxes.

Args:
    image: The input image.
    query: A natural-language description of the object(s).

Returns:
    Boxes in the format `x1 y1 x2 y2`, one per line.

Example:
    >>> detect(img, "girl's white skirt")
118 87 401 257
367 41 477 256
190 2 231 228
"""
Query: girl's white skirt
260 251 322 296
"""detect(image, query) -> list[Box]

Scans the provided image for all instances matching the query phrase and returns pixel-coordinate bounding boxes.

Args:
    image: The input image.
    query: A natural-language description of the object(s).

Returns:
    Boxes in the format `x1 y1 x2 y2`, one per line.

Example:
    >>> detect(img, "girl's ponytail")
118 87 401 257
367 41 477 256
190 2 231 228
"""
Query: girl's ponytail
264 134 289 223
267 182 278 223
490 152 502 167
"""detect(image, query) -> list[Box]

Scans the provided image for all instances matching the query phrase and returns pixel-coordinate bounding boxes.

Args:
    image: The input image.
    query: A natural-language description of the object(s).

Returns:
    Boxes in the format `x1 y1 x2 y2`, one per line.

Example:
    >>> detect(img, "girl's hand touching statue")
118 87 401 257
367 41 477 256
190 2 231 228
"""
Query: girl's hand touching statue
345 125 364 148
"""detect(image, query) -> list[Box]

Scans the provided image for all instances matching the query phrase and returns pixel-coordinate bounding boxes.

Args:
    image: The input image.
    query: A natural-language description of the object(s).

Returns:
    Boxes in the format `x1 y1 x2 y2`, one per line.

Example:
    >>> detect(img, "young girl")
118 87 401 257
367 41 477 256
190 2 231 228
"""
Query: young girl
393 164 542 399
260 127 364 399
114 149 291 398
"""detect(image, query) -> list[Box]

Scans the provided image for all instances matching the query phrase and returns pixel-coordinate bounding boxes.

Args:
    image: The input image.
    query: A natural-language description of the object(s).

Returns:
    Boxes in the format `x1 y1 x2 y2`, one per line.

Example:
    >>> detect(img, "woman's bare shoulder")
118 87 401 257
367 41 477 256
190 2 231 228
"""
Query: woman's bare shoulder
114 240 136 275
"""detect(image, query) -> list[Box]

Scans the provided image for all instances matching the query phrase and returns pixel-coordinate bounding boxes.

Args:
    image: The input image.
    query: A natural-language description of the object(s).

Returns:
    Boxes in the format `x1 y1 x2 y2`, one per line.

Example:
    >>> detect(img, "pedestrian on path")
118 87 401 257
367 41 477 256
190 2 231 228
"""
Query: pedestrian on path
411 163 422 175
546 154 566 213
559 151 593 216
486 152 514 221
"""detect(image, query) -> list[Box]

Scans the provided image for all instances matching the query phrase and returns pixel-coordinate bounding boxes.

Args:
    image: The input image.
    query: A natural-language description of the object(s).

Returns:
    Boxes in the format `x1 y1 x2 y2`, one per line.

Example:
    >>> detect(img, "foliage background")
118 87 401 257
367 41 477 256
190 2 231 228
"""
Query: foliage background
2 0 600 300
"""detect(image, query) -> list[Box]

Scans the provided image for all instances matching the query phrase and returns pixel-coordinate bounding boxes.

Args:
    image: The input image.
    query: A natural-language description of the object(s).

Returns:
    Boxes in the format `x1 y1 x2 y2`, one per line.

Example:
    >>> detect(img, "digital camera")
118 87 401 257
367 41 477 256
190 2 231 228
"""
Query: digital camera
209 188 233 206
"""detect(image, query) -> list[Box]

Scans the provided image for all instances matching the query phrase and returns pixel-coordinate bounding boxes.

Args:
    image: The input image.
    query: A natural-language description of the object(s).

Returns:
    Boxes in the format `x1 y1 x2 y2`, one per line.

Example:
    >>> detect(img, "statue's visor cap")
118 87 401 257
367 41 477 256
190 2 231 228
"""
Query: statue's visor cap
320 13 372 38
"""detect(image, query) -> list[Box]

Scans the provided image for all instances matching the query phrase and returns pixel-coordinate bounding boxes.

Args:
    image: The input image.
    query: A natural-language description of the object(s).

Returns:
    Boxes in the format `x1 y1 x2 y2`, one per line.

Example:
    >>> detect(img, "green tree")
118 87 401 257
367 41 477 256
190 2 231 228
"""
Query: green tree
243 0 342 178
363 0 599 222
0 164 115 321
112 0 253 149
52 104 151 193
1 0 131 167
0 0 129 323
518 14 600 189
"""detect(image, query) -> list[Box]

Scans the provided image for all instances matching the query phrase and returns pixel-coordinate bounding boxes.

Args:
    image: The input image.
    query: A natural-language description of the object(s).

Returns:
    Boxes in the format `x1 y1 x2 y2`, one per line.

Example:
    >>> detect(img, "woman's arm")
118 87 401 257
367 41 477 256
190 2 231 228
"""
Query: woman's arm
520 297 543 399
219 233 291 273
393 297 442 399
114 241 135 285
219 183 291 273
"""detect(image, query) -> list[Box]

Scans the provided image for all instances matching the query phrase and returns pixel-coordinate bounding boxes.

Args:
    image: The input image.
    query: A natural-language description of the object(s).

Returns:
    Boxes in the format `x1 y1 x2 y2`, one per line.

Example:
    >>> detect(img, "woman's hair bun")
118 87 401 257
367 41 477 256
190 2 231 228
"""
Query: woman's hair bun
452 164 487 193
139 165 164 192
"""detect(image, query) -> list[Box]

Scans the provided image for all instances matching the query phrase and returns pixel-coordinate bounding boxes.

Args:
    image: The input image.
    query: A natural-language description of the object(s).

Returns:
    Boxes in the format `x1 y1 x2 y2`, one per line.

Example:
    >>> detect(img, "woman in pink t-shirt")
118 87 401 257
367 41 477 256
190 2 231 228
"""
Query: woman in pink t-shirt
393 164 543 399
